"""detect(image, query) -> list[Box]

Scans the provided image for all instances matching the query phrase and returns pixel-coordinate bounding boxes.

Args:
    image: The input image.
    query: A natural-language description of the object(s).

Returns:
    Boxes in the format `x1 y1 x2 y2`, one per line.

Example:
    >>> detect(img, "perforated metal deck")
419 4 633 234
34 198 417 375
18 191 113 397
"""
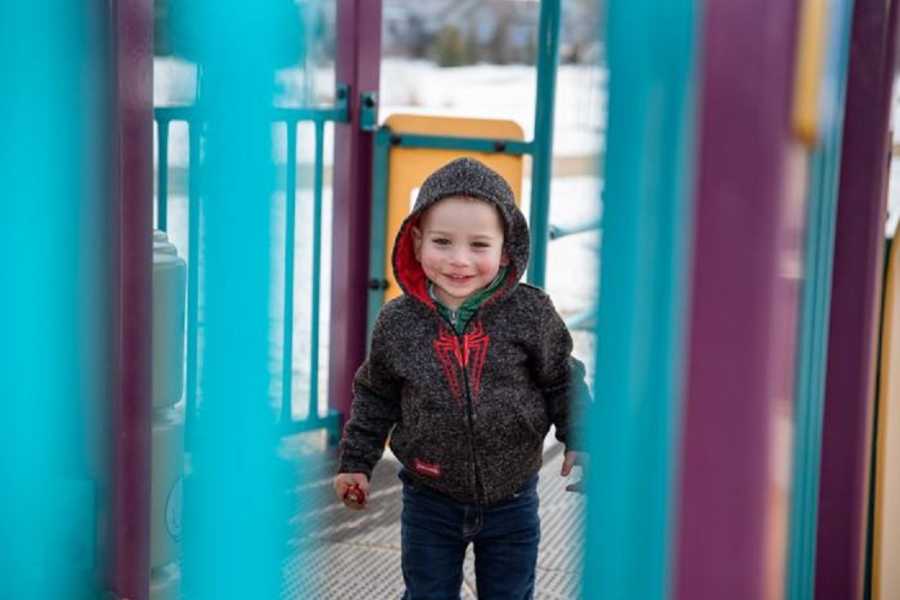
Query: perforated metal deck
280 437 584 599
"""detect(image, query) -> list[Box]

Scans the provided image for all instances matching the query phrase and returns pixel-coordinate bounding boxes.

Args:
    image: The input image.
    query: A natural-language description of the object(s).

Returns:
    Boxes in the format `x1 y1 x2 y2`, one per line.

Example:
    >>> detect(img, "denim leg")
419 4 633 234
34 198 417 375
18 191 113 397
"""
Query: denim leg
472 476 541 600
401 482 468 600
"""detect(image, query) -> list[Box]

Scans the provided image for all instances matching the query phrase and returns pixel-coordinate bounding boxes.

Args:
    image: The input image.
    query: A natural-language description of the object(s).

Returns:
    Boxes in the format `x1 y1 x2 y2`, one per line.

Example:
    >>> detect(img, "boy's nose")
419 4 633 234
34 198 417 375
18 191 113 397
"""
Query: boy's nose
450 250 469 265
449 252 469 266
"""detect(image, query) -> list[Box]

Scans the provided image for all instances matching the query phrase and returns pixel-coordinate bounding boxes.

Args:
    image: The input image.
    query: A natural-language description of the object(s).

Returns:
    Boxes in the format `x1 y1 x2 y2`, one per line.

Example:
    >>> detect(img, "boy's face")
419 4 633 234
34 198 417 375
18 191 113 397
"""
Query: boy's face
412 196 508 310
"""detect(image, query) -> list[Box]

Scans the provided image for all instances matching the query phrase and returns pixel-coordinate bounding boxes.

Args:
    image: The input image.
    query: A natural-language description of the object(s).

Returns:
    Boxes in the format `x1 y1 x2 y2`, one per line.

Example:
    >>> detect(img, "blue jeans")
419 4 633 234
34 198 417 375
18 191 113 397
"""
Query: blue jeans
399 470 540 600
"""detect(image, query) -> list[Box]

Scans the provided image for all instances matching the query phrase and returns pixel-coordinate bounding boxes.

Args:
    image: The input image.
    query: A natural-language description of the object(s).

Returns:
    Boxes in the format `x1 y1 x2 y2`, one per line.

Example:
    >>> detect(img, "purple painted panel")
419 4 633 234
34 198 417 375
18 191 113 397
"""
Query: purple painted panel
675 1 802 598
328 0 382 422
107 0 154 598
816 1 899 597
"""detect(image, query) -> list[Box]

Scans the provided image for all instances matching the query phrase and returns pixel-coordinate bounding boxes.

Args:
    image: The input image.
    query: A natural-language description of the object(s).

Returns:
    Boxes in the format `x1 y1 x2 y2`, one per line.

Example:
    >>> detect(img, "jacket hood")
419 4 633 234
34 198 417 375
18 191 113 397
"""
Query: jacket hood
391 157 531 307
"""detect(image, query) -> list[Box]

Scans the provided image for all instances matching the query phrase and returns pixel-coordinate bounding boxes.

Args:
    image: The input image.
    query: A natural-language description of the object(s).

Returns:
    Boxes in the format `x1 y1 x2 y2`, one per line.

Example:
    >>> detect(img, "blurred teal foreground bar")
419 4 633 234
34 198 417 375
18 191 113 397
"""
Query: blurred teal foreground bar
584 0 700 598
0 4 96 599
180 3 301 598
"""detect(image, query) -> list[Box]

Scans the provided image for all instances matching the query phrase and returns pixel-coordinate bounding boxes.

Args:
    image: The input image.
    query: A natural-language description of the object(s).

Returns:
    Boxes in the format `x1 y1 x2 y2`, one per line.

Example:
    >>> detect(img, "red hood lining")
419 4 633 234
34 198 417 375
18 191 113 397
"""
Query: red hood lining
393 216 434 307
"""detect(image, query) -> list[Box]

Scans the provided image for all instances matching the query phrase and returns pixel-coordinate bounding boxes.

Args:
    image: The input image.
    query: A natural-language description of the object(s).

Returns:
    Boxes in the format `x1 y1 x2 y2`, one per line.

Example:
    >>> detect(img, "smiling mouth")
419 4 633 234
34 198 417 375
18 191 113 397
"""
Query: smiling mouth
445 274 473 282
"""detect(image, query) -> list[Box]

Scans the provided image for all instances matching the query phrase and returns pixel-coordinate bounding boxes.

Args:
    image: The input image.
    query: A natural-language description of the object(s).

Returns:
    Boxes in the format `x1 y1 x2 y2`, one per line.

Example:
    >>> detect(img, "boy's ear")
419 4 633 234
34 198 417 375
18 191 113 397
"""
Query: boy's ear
412 226 423 260
500 251 510 267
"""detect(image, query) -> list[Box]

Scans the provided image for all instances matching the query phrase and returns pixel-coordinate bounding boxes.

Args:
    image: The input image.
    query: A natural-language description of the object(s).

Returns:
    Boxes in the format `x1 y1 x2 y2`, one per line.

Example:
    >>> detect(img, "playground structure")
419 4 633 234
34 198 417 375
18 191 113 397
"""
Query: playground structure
4 1 900 599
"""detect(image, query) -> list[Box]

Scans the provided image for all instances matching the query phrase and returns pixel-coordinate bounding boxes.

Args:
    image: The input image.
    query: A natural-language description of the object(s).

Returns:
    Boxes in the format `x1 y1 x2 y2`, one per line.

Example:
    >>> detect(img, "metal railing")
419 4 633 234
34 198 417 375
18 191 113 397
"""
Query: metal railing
153 87 349 441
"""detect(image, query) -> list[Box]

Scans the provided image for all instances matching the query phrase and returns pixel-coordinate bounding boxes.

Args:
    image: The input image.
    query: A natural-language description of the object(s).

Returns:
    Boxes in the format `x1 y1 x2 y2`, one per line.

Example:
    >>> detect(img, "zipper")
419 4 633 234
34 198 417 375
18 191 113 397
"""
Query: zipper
459 345 485 505
437 309 485 505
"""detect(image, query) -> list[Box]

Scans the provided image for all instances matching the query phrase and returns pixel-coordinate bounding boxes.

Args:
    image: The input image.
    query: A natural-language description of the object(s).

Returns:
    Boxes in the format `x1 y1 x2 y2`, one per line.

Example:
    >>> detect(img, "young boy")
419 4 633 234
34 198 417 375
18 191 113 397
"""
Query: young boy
334 157 589 599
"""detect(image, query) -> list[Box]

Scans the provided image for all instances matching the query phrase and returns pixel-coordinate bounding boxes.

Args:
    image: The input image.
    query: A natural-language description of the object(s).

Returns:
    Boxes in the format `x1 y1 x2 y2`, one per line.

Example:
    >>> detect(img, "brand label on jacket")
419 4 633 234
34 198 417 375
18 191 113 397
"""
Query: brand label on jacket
413 458 442 479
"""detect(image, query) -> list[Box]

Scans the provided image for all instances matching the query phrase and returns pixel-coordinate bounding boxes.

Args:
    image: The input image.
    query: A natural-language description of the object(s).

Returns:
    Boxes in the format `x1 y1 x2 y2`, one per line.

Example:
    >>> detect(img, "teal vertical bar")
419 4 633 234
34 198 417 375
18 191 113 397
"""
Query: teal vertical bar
0 5 93 598
186 121 201 443
182 3 297 598
309 121 325 421
584 0 699 598
157 119 170 231
282 120 298 425
366 127 392 344
527 0 561 287
786 1 855 598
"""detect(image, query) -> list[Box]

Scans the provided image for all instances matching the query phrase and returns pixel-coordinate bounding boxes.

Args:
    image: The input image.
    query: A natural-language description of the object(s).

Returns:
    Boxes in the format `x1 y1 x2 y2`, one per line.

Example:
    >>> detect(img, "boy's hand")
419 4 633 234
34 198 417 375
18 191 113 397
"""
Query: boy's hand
561 450 587 494
334 473 370 510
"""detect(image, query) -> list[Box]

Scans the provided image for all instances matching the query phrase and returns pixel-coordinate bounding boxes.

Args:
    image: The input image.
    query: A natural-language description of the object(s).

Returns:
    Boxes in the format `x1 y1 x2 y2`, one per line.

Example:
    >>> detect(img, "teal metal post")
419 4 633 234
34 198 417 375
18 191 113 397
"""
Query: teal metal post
157 118 170 231
181 3 294 598
185 122 201 445
367 127 392 346
785 1 855 598
1 4 103 599
281 119 299 425
528 0 561 287
584 0 699 598
309 121 326 425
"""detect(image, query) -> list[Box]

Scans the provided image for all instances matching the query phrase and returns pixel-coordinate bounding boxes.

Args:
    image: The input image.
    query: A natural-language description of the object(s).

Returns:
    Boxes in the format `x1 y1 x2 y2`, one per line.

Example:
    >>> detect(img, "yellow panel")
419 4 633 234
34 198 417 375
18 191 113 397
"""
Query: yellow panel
382 114 525 303
874 229 900 599
791 0 828 146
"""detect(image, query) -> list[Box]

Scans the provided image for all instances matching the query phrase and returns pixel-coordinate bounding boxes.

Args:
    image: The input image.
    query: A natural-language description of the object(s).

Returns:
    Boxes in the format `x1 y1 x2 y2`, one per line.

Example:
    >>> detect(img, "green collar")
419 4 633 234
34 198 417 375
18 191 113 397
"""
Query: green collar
429 267 509 334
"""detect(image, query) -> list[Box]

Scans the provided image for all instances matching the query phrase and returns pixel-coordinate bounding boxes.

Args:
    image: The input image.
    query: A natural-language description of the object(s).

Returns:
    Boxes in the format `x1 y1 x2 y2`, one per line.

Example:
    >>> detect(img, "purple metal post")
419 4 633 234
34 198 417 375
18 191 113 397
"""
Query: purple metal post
816 1 900 597
328 0 381 426
675 1 802 598
107 0 154 598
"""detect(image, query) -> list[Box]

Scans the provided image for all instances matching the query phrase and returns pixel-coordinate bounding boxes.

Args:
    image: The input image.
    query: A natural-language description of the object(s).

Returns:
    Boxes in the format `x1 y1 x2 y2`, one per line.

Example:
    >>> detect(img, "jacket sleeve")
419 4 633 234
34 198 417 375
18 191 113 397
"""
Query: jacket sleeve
337 313 402 477
532 295 592 452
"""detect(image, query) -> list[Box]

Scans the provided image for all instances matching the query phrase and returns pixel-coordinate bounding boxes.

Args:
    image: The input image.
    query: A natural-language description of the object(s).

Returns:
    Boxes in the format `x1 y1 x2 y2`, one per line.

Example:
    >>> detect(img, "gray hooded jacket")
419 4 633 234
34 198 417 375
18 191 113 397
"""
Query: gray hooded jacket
338 157 589 505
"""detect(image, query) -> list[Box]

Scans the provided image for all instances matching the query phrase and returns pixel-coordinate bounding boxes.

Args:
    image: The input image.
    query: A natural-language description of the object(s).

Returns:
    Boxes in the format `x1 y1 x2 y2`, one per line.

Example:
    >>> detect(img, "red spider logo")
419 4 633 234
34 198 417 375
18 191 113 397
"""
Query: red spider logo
433 321 490 406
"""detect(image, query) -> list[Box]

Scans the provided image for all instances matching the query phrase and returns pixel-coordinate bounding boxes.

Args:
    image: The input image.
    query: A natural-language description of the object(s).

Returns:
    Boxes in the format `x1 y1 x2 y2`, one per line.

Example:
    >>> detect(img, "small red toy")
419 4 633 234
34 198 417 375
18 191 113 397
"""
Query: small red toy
343 483 367 508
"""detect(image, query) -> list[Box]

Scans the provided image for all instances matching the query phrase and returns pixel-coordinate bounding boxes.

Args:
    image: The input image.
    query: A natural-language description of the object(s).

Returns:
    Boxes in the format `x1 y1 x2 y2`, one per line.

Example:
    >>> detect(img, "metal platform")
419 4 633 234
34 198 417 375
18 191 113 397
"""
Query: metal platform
279 435 585 599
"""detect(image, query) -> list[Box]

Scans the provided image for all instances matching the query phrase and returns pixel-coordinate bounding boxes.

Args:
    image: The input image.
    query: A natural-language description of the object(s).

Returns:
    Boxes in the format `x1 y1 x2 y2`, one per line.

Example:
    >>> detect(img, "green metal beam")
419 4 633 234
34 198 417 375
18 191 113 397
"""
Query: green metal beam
154 83 350 125
386 131 533 155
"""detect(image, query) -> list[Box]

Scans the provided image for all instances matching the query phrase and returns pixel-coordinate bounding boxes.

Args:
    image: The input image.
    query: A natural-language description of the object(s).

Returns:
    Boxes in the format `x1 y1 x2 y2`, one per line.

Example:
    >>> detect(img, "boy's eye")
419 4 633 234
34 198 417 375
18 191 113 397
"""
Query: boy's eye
432 238 450 246
472 242 491 249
